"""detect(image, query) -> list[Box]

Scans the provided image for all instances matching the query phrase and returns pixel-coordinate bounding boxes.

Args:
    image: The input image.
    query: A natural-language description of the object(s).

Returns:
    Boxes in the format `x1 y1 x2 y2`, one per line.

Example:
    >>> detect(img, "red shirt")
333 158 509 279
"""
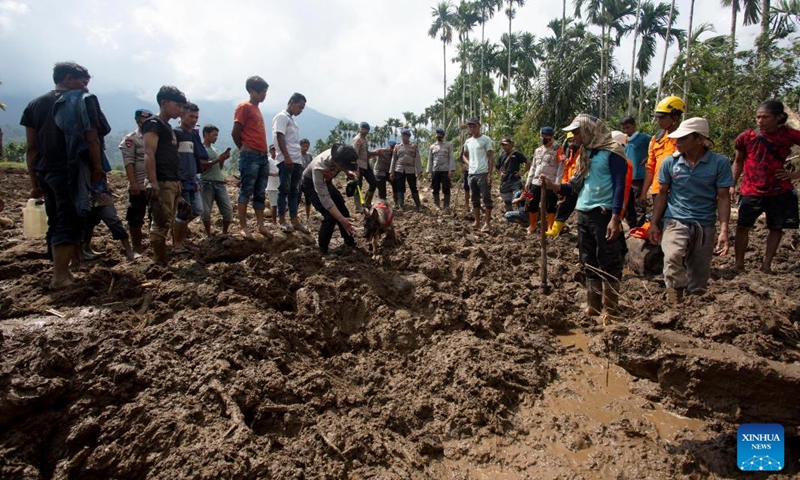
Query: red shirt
233 102 268 152
735 126 800 197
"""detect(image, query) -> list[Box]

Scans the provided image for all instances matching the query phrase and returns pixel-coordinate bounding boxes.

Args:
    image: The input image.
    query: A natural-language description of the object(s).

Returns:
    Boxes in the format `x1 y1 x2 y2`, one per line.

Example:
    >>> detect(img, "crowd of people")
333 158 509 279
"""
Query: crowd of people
20 62 800 317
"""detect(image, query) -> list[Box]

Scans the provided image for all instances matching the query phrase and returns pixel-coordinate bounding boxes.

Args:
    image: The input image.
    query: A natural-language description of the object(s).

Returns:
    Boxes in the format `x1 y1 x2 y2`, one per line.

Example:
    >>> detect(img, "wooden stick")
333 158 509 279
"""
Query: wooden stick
46 308 65 318
540 185 548 291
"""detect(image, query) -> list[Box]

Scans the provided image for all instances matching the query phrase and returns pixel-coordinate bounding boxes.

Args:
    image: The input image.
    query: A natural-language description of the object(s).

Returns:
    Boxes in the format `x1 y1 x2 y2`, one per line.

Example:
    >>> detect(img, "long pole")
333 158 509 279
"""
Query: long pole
656 0 676 103
540 187 548 290
627 0 642 116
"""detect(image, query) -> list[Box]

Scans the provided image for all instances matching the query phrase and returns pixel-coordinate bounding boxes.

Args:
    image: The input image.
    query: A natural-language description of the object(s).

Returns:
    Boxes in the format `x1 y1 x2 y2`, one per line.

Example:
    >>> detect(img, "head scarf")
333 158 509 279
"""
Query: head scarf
569 114 628 180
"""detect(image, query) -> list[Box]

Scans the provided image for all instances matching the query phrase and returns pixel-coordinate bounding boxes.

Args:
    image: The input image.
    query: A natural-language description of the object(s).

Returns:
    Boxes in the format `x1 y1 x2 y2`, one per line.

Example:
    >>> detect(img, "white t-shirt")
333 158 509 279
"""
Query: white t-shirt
272 110 301 165
266 157 280 191
465 135 493 175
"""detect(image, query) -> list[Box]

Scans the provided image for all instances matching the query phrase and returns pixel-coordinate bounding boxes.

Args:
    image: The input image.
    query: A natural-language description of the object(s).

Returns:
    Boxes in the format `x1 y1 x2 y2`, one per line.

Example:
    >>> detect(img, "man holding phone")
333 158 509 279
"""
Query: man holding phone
200 124 233 236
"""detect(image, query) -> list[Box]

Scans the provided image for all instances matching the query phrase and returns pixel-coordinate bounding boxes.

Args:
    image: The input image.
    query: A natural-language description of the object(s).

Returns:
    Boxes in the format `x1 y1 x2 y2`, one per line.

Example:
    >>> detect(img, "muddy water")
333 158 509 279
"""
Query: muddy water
432 330 709 479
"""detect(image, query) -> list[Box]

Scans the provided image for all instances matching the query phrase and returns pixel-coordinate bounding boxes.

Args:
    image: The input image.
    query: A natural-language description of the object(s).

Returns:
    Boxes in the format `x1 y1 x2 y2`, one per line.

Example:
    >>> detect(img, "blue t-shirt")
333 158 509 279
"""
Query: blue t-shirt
625 131 651 181
658 150 734 226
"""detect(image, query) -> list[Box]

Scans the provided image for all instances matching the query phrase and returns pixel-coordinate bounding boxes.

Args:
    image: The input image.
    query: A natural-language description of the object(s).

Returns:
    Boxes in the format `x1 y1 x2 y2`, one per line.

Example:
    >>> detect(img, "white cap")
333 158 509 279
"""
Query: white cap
562 118 581 132
667 117 710 139
611 130 628 146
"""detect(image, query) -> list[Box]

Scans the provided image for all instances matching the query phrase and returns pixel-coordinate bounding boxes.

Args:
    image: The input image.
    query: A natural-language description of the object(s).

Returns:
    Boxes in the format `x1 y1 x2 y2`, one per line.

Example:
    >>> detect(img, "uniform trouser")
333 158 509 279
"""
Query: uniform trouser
577 208 627 281
661 218 716 293
525 184 557 213
394 172 419 206
625 179 646 227
555 191 578 222
359 166 377 194
149 181 181 242
374 172 390 200
431 171 452 196
302 177 355 253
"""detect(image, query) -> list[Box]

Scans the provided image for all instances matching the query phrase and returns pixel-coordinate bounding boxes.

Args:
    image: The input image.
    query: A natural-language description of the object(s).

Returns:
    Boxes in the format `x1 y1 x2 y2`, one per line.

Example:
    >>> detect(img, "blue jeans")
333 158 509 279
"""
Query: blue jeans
201 181 233 222
176 186 204 223
238 150 270 211
86 204 129 240
277 161 303 218
40 169 82 246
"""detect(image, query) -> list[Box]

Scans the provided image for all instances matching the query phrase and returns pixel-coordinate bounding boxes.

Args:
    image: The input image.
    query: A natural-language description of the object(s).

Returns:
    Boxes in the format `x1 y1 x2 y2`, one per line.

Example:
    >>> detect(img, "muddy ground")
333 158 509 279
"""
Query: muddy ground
1 165 799 479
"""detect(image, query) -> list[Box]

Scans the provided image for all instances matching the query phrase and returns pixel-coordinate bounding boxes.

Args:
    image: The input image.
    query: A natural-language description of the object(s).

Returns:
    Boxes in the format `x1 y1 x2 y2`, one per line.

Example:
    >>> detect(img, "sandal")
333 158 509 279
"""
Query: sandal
280 222 294 233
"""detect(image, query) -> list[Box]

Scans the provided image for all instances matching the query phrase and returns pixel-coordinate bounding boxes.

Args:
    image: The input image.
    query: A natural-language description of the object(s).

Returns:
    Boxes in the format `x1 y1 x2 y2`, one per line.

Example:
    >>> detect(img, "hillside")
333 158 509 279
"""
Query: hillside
0 92 344 167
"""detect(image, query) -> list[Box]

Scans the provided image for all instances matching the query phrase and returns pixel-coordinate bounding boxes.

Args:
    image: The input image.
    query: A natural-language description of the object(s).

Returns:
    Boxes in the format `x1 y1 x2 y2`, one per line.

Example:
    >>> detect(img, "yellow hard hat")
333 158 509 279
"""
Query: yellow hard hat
654 96 685 115
566 132 574 139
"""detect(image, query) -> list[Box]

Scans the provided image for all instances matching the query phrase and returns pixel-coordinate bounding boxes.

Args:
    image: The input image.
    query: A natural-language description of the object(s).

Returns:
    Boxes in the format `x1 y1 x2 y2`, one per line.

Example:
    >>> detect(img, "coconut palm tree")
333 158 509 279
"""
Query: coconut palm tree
634 1 684 117
505 0 526 109
655 0 677 103
454 1 480 118
627 0 643 115
430 1 456 129
683 0 696 112
720 0 761 57
477 0 504 119
769 0 800 38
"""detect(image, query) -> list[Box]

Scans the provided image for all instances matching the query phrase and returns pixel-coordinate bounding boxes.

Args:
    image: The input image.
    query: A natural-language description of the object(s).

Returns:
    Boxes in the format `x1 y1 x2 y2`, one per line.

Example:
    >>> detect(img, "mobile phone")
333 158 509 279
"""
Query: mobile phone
224 147 232 154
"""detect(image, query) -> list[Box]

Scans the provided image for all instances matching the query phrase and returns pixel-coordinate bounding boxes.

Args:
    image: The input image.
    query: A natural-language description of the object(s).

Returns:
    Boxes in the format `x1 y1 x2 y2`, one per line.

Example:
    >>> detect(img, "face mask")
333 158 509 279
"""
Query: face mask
541 137 551 144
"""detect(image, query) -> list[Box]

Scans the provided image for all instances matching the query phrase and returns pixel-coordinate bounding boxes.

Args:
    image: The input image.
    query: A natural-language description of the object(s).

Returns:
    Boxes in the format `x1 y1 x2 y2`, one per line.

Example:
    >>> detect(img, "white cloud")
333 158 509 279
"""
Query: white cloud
0 0 772 124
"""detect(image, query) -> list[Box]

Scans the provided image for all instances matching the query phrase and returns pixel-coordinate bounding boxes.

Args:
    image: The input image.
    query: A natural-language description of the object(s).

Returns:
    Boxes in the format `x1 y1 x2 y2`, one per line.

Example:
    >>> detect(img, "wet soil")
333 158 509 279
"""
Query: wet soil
1 165 799 479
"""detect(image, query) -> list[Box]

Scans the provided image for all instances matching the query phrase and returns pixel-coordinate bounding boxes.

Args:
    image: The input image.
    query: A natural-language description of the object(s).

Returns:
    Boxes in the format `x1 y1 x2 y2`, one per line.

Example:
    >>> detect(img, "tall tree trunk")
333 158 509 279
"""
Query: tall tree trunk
628 0 642 115
600 24 607 117
508 6 512 111
759 0 770 60
480 9 486 120
638 72 645 120
443 39 447 129
730 0 738 59
656 0 676 103
683 0 695 113
562 0 567 36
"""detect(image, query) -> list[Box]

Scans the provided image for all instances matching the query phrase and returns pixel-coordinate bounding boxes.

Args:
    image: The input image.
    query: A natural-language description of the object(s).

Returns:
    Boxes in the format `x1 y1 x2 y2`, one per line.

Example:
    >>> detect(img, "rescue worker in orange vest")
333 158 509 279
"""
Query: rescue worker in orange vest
639 96 684 209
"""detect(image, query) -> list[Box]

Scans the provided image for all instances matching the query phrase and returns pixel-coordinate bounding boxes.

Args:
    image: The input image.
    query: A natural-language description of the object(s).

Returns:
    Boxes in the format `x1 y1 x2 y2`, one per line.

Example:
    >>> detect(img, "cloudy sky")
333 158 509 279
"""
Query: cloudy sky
0 0 762 125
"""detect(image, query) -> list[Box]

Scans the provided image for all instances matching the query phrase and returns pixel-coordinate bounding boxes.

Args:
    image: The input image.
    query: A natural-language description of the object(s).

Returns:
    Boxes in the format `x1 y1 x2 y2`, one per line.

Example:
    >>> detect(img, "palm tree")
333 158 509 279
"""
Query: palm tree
477 0 503 119
627 0 643 115
720 0 761 57
769 0 800 39
430 1 456 129
759 0 770 58
514 32 541 98
505 0 526 109
454 1 480 119
655 0 677 103
683 0 696 112
635 1 684 117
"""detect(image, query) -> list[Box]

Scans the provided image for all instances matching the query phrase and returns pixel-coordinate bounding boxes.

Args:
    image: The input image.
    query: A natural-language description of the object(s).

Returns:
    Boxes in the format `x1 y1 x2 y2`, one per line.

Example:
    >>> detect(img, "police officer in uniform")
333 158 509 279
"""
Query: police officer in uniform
352 121 377 212
119 108 152 253
389 129 423 211
428 128 455 210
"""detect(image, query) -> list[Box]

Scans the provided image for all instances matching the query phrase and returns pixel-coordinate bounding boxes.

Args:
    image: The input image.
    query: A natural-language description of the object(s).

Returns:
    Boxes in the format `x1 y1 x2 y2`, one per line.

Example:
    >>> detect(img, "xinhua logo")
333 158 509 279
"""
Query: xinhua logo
737 424 784 471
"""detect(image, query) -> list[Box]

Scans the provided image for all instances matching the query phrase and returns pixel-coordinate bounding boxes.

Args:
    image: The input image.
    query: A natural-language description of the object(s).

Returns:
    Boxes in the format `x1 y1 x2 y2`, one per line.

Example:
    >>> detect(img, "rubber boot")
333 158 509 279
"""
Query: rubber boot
666 288 684 305
151 237 167 265
412 191 422 212
547 213 556 231
443 193 451 210
50 244 76 289
546 220 565 237
603 280 620 319
433 193 440 208
526 212 538 234
586 278 603 317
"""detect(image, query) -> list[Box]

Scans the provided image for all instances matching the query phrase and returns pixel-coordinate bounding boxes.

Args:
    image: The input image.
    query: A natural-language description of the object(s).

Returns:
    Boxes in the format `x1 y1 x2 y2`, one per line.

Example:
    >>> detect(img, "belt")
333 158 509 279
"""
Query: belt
241 145 267 156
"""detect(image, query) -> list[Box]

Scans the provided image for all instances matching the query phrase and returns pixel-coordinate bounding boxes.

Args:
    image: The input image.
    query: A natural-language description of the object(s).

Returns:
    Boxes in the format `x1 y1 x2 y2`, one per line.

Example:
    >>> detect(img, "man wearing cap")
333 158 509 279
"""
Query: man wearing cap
353 121 378 212
648 117 733 304
497 137 529 212
120 108 152 253
389 129 423 211
463 117 495 232
541 115 629 319
640 96 684 208
428 128 455 210
525 126 563 233
143 85 188 265
620 116 651 228
373 141 396 202
302 144 359 254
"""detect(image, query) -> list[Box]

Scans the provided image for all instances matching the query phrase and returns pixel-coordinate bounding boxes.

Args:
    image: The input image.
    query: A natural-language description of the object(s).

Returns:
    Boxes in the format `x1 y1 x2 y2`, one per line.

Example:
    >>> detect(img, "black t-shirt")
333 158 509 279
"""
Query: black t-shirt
498 150 528 183
20 90 69 172
142 116 180 181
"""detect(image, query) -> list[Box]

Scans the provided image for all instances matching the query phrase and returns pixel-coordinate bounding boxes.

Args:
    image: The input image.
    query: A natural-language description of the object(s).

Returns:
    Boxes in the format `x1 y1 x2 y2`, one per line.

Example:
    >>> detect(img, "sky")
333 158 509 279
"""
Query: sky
0 0 764 126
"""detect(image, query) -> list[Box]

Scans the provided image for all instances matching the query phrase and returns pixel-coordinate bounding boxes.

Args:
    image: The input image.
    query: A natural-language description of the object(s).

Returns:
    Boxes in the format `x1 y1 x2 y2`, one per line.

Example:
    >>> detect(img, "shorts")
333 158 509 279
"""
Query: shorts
468 173 493 209
268 189 278 208
737 191 799 230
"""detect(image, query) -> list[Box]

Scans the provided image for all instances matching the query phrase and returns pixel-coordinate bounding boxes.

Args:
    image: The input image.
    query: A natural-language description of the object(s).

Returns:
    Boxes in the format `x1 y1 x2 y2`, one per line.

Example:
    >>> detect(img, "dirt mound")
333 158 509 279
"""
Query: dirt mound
1 166 799 478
